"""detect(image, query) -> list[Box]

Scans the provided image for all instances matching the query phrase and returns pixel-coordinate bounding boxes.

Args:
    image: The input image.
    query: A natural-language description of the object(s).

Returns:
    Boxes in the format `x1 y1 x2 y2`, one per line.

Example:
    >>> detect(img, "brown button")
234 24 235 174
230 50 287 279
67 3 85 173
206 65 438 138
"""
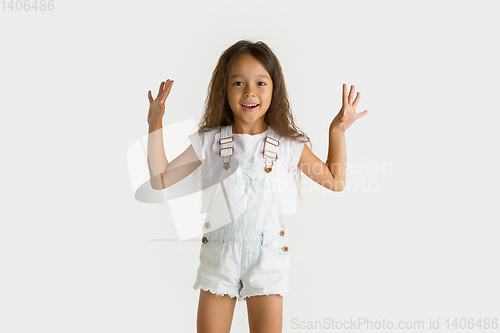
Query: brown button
205 222 211 229
282 245 289 252
202 237 208 244
279 230 286 237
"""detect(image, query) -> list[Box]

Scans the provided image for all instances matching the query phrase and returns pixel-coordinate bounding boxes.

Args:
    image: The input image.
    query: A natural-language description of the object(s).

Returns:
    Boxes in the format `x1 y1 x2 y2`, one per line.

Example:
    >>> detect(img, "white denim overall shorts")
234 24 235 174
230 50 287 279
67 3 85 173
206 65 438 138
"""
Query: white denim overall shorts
193 124 291 302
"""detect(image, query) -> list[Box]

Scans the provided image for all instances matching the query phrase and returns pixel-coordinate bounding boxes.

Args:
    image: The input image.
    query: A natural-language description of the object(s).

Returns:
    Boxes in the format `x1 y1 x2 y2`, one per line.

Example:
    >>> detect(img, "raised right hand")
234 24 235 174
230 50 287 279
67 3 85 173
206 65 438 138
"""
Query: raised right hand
147 79 174 125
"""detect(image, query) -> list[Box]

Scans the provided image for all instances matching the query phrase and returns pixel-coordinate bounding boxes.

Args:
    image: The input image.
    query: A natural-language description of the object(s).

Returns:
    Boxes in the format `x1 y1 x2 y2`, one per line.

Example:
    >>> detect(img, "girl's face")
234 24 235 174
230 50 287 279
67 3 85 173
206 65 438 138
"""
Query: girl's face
227 54 273 128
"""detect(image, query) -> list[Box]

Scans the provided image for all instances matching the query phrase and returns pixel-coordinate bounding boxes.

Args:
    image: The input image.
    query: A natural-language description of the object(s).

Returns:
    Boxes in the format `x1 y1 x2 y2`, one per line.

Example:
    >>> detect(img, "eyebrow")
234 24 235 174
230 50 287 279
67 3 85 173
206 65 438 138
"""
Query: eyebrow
229 74 271 80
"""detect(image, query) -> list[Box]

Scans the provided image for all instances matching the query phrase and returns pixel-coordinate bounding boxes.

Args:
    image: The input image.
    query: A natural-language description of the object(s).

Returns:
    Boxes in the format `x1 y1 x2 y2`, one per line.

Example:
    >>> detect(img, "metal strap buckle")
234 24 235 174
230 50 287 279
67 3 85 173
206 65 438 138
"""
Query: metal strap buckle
219 137 234 145
263 149 277 160
263 149 278 173
265 136 279 147
219 146 234 156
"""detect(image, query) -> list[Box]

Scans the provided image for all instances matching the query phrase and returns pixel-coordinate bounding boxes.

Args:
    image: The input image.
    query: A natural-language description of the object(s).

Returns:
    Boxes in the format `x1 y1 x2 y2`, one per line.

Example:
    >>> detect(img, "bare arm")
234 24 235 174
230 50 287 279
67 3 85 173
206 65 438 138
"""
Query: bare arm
298 140 345 192
298 84 368 192
325 121 347 189
147 125 200 190
146 79 201 190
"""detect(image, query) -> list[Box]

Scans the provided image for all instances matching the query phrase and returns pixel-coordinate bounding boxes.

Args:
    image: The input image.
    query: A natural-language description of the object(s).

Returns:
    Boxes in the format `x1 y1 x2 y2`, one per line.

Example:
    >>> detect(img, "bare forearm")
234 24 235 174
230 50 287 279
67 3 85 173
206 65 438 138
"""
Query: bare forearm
147 122 168 190
326 119 346 187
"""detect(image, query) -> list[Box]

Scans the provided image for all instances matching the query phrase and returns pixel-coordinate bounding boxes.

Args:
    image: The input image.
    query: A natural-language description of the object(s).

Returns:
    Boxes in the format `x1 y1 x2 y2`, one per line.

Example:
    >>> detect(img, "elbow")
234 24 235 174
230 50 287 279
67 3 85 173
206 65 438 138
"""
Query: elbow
150 181 158 191
329 177 345 192
150 172 167 191
321 180 344 192
335 185 345 192
150 179 164 191
330 184 345 192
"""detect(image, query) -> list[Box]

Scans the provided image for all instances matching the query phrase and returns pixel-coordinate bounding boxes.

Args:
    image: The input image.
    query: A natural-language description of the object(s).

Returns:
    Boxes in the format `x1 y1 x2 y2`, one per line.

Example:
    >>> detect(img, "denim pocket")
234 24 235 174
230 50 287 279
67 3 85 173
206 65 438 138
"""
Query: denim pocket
229 178 265 214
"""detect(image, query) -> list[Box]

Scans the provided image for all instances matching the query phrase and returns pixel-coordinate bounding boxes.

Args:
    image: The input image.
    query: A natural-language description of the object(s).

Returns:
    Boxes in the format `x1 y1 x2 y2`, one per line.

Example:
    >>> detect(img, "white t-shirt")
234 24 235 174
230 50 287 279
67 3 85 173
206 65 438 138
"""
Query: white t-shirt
188 127 305 214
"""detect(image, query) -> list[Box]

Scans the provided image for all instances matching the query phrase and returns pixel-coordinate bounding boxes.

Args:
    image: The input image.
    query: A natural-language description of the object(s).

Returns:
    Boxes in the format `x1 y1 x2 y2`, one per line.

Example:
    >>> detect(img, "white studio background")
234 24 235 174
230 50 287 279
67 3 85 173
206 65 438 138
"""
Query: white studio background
1 0 499 332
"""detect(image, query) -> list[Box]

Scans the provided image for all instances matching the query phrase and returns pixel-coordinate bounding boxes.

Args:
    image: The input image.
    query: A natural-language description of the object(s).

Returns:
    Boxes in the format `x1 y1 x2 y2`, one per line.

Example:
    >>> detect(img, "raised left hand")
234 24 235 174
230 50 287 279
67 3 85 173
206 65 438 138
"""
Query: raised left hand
332 84 368 131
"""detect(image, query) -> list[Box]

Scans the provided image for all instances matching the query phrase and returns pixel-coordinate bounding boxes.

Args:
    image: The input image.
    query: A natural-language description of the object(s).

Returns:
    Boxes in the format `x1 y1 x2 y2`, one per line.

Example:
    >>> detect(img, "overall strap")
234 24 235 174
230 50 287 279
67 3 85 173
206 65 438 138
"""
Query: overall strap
263 126 280 173
219 123 281 172
219 124 234 169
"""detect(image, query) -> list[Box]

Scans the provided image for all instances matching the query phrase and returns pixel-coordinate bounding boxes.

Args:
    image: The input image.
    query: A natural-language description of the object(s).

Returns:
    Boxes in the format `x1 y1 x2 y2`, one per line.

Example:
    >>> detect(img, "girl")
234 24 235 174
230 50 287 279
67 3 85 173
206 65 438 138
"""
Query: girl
146 40 368 333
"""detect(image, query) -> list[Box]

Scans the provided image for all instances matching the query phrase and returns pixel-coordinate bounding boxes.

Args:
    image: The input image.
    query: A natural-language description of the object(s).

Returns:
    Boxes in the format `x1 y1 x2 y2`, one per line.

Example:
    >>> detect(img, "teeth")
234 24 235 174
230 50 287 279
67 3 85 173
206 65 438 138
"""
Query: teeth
242 104 258 107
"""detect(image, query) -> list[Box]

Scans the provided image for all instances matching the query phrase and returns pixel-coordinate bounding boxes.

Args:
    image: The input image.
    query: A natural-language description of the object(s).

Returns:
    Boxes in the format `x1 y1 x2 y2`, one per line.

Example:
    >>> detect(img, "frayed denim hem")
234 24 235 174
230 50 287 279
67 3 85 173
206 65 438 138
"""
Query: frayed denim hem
193 283 245 302
240 290 290 301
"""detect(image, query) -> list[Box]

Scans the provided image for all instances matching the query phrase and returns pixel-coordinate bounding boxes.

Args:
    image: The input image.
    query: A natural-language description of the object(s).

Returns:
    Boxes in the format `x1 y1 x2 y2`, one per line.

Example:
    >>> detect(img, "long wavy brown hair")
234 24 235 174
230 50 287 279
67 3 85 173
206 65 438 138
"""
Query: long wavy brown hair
194 39 312 199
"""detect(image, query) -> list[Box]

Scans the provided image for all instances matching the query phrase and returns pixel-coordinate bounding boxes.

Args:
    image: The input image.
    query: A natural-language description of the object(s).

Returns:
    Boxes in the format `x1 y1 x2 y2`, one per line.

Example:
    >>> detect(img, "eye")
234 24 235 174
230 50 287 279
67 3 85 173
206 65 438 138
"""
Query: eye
233 82 243 86
258 82 266 86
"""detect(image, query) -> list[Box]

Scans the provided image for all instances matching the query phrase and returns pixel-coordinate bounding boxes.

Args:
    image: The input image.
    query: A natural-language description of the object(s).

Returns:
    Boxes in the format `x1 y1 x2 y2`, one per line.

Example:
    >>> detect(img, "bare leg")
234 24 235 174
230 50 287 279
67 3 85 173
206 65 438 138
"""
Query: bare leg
197 290 237 333
246 294 283 333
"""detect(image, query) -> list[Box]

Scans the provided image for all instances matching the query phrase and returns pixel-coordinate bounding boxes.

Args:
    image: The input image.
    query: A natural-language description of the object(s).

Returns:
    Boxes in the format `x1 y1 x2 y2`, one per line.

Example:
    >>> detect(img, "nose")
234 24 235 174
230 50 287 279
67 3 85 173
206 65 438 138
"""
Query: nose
244 89 256 98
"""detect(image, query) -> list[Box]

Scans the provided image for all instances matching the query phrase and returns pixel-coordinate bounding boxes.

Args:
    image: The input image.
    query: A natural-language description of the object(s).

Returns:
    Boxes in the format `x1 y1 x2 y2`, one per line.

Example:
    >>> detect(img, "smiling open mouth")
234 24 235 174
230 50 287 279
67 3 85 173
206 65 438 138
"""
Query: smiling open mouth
241 104 259 111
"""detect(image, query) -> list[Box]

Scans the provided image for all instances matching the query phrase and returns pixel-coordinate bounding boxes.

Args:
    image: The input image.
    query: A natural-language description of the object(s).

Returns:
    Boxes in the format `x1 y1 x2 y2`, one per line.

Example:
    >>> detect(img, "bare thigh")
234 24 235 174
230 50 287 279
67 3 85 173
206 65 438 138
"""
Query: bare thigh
197 290 237 333
246 294 283 333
